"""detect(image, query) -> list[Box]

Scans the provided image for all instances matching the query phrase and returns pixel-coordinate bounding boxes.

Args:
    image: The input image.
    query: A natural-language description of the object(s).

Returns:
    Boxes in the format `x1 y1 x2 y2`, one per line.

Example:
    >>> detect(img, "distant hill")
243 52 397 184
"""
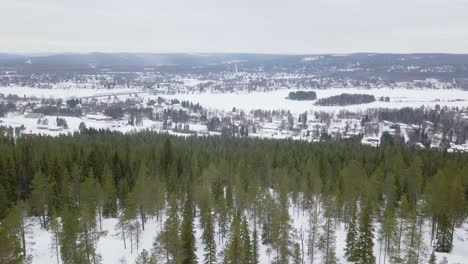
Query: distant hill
0 53 26 63
0 52 467 78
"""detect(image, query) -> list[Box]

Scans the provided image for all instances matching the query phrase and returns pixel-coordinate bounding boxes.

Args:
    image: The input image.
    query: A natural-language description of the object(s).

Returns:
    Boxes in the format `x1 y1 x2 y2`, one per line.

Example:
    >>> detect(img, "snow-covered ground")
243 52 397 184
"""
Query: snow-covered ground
2 86 467 114
27 206 468 264
163 88 468 114
0 86 136 99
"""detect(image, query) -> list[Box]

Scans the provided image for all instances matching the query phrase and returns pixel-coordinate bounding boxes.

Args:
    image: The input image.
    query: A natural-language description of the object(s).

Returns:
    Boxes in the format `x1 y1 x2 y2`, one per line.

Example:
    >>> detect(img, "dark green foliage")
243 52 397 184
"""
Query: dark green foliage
224 212 243 264
0 184 10 219
180 193 197 264
135 249 157 264
354 204 376 264
315 93 375 106
0 129 466 263
202 211 216 264
0 209 24 264
252 225 259 264
240 216 252 264
344 210 358 262
286 91 317 101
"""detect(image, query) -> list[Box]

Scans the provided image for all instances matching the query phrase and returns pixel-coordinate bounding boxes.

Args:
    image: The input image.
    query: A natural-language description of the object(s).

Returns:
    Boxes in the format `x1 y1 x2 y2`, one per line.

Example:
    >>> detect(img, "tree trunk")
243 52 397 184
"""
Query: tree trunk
20 214 27 259
397 218 403 253
98 207 102 232
140 210 145 231
122 223 127 249
55 231 60 264
129 228 133 254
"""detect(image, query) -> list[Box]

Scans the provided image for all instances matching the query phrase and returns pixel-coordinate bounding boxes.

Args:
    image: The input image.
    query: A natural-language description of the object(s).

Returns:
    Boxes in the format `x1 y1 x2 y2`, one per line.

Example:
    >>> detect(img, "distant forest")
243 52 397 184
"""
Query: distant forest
0 129 467 263
286 91 317 101
315 94 376 106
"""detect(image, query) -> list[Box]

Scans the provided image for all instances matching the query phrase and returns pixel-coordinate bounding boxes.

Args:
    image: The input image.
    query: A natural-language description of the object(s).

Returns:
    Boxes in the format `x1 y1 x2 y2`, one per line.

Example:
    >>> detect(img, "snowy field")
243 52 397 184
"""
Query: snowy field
2 86 468 114
0 86 136 99
0 115 146 135
163 88 468 114
0 114 210 138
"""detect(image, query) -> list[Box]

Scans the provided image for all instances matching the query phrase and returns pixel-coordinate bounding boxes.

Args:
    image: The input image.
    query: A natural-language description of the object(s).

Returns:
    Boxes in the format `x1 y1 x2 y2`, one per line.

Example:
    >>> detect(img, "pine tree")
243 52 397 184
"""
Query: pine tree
307 195 321 264
133 163 152 231
60 206 87 264
320 196 337 264
252 225 259 264
102 166 117 218
153 193 180 264
7 202 32 262
345 208 358 262
30 170 50 229
396 194 411 257
49 210 61 264
135 249 157 264
378 202 396 264
180 193 197 264
354 204 375 264
124 192 138 254
80 176 101 264
403 203 420 263
240 216 252 264
225 212 243 264
0 209 24 264
272 189 292 264
202 211 217 264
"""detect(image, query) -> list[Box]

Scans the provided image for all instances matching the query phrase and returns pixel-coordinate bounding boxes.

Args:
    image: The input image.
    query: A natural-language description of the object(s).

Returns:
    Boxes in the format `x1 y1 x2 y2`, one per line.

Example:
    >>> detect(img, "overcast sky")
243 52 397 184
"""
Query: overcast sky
1 0 468 54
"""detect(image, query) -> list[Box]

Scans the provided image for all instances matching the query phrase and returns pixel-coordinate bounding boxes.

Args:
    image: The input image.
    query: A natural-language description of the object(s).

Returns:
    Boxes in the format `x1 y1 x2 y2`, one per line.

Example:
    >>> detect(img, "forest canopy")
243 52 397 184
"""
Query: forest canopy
0 129 467 263
286 91 317 101
315 93 376 106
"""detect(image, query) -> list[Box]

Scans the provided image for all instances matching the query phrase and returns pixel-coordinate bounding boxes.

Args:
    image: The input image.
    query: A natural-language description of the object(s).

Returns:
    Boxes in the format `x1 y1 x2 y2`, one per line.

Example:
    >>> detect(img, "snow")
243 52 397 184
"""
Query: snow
0 86 135 99
162 88 468 114
26 202 468 264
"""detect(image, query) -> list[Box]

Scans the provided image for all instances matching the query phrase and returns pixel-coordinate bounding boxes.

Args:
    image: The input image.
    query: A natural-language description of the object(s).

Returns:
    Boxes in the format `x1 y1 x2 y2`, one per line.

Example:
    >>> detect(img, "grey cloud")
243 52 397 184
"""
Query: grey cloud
1 0 467 53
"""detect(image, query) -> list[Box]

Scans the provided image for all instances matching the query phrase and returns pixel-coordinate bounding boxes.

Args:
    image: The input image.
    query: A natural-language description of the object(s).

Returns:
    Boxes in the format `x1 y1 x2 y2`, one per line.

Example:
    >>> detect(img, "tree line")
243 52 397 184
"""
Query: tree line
315 94 376 106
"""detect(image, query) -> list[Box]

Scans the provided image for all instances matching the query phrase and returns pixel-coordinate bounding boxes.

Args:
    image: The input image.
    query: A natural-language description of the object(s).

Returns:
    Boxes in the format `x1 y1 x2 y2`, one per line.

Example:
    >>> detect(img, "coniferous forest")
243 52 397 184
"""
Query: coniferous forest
0 128 467 264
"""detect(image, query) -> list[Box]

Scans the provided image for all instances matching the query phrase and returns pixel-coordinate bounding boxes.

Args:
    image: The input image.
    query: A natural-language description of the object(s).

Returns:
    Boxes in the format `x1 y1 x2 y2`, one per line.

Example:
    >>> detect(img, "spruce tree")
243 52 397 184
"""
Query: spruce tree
135 249 157 264
240 216 252 264
49 210 61 264
0 209 24 264
60 206 86 264
378 202 396 264
225 212 243 264
252 225 259 264
153 193 180 264
180 193 197 264
320 196 337 264
345 208 358 262
30 170 50 229
354 204 375 264
102 166 117 218
202 211 216 264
